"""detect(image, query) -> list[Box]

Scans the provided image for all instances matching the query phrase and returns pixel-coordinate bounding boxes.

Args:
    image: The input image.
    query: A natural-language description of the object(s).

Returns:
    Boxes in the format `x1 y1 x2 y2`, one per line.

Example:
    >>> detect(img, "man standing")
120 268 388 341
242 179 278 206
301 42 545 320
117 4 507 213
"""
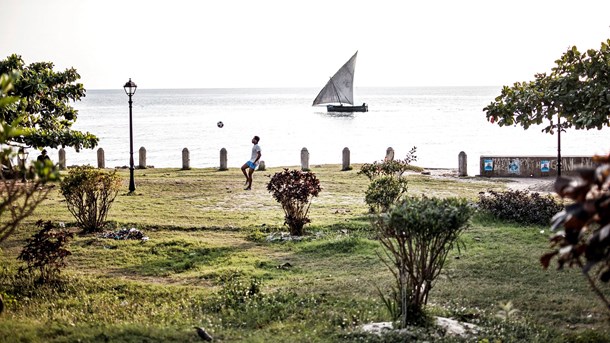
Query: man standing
241 135 261 190
36 149 51 163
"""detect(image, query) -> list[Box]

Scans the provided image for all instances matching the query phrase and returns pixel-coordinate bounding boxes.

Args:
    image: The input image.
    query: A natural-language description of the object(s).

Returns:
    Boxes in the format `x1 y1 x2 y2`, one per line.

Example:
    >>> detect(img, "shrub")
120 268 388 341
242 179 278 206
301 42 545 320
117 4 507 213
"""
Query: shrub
478 189 563 226
267 169 321 236
60 166 121 233
359 147 417 214
358 146 417 181
542 155 610 313
17 221 73 284
373 196 473 328
364 176 409 213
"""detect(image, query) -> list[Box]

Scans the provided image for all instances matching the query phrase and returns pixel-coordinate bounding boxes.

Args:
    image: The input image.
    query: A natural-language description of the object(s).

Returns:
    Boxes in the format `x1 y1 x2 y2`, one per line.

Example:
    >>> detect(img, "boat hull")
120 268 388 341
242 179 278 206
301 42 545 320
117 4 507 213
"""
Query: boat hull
327 104 368 112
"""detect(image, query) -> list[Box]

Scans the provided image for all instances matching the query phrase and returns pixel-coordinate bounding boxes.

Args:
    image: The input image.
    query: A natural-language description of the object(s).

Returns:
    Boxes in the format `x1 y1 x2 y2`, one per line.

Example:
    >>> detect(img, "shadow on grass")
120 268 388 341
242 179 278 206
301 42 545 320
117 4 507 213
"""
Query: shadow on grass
112 239 238 277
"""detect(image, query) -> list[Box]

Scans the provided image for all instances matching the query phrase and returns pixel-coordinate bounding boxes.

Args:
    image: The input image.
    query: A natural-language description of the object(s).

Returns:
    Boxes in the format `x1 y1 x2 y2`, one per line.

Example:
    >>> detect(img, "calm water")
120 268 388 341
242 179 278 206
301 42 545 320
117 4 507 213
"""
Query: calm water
46 87 610 176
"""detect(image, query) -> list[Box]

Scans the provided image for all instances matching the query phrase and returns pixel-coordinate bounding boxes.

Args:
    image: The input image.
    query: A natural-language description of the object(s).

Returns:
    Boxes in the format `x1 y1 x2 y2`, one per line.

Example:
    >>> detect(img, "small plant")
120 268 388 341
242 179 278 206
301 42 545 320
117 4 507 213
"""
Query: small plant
496 301 520 321
60 166 122 233
364 176 409 213
359 147 417 213
358 146 417 181
267 168 321 236
376 285 401 322
374 196 473 328
17 220 73 284
478 189 563 226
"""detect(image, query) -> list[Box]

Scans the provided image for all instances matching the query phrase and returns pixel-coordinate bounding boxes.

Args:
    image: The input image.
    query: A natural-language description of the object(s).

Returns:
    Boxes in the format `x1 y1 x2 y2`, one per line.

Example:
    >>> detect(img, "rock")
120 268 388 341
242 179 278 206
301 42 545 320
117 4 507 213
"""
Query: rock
435 316 479 337
361 322 393 335
194 326 213 341
361 317 479 339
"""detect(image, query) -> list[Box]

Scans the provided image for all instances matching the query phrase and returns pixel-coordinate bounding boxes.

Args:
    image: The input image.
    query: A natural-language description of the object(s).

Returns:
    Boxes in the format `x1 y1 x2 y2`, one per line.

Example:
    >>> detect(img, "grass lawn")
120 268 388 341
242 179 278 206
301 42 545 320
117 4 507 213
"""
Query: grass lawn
0 165 608 342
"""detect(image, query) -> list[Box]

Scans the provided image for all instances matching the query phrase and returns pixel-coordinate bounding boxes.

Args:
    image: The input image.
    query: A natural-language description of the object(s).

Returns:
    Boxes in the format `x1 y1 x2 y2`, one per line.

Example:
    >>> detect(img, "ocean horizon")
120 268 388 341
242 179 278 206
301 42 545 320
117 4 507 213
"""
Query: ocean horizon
36 86 610 177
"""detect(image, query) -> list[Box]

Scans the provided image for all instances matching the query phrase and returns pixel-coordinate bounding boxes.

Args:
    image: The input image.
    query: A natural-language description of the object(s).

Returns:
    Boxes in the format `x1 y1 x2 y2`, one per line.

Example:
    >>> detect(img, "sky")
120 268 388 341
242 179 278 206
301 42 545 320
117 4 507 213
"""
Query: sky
1 0 610 90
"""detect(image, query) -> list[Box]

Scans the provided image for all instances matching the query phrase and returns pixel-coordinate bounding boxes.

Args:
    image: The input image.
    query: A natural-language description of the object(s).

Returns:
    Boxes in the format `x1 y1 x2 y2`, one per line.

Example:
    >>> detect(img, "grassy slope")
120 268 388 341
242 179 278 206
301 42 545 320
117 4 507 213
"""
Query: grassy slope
0 165 608 342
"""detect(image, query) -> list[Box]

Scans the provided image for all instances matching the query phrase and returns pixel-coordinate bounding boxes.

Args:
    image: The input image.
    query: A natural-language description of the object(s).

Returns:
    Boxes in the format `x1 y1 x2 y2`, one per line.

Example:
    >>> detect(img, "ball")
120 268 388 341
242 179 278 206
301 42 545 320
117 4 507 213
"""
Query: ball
217 121 224 128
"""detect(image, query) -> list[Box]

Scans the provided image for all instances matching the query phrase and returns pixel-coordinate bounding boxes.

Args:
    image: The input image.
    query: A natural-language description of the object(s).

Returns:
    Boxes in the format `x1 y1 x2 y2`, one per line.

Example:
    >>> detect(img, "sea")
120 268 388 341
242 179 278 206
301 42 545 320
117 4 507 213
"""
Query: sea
48 87 610 177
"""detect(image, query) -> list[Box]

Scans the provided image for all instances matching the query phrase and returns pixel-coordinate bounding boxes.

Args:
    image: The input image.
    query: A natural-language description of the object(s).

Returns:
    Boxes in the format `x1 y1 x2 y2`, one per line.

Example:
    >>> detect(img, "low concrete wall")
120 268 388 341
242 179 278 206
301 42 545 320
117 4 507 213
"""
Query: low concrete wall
479 156 595 177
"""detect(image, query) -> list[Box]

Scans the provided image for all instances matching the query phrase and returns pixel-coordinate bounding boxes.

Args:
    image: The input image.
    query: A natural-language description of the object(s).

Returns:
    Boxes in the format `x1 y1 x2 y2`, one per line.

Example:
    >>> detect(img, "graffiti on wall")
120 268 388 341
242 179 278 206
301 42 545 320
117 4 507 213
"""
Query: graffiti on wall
481 156 595 177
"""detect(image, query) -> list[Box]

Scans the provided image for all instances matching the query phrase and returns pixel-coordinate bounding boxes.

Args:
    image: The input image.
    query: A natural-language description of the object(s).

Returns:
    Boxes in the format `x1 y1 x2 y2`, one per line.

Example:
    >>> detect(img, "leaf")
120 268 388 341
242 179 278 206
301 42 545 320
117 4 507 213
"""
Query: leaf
540 251 558 269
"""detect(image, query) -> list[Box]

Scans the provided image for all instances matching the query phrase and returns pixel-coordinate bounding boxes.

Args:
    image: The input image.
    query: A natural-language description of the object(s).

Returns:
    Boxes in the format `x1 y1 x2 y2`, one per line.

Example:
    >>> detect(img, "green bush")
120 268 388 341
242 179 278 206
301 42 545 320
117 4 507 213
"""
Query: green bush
359 148 417 214
267 169 321 236
60 166 122 233
358 146 417 181
364 176 409 213
477 189 563 226
374 196 474 328
17 221 73 284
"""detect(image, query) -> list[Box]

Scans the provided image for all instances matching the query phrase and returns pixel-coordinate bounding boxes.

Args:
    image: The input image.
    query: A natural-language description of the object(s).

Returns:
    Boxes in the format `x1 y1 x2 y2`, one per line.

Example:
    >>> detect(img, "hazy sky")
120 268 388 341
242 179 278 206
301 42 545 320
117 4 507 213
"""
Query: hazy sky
2 0 609 90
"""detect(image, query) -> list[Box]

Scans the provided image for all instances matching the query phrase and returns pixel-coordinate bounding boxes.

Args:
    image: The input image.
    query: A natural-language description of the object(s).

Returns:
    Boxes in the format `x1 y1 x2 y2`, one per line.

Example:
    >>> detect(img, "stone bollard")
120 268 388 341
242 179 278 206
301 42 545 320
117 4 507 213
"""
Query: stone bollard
219 148 228 171
58 148 66 170
182 148 190 170
301 147 309 171
385 147 394 161
139 147 146 169
342 147 351 171
97 148 105 169
258 160 266 171
458 151 467 177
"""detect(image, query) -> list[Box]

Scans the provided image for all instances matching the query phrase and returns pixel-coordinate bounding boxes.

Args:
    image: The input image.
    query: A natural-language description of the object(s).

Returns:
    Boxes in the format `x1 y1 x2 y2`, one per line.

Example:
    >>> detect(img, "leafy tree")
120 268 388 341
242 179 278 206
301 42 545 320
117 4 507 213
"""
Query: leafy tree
485 39 610 132
0 54 98 151
0 72 60 244
484 39 610 174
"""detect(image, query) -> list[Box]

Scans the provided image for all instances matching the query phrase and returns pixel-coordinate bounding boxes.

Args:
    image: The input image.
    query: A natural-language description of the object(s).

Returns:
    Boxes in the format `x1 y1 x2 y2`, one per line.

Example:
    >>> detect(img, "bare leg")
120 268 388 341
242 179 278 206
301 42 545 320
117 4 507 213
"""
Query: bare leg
241 163 249 185
245 168 255 190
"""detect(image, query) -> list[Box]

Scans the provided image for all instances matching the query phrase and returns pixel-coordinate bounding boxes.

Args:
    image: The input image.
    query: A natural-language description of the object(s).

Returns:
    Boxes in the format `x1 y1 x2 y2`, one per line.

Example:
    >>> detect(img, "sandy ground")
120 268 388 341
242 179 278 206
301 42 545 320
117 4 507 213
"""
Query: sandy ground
419 168 556 193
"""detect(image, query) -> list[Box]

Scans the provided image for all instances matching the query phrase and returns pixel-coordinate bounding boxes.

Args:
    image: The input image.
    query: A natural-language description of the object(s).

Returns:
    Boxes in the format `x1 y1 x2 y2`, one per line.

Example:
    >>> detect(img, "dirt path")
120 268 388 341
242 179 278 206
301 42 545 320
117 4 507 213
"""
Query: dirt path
416 168 557 194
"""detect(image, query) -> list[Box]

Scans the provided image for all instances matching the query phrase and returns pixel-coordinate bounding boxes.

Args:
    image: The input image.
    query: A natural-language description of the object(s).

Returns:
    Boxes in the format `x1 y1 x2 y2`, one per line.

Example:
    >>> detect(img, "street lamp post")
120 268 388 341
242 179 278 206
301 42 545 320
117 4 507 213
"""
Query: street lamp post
123 78 137 193
18 147 28 183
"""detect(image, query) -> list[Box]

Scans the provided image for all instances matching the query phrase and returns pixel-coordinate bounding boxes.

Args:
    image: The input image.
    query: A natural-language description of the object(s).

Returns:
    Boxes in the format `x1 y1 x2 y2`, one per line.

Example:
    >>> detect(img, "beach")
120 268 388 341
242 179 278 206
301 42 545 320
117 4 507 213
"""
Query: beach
35 87 608 177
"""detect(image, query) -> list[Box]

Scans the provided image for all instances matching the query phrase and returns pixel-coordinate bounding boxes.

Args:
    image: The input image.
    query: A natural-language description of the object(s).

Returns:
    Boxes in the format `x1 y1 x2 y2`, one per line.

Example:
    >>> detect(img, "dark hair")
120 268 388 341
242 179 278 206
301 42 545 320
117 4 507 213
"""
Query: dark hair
254 135 260 142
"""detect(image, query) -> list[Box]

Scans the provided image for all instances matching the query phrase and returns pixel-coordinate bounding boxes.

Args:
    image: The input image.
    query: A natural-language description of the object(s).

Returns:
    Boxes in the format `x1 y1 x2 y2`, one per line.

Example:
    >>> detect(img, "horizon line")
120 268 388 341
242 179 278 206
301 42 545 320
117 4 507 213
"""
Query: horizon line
87 85 503 91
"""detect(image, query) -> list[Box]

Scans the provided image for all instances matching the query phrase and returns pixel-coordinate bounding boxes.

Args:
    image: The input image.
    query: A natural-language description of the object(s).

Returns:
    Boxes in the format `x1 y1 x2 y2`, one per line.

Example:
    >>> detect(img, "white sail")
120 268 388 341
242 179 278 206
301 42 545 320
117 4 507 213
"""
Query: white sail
312 51 358 106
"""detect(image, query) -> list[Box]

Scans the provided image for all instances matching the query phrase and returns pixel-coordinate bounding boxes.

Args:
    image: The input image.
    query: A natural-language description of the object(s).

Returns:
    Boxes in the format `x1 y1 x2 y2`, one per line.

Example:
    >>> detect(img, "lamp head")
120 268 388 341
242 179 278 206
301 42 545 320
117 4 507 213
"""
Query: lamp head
18 147 28 160
123 78 137 96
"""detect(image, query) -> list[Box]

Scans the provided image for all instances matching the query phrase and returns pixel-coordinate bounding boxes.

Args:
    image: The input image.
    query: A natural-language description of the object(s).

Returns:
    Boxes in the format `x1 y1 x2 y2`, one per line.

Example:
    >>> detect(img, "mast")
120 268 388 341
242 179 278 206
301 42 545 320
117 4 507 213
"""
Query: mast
329 78 343 105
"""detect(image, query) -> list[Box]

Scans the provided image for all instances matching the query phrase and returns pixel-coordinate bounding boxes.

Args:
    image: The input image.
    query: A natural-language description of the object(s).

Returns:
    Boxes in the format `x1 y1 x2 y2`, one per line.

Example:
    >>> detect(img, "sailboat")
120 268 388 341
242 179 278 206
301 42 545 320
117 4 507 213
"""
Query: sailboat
312 51 368 113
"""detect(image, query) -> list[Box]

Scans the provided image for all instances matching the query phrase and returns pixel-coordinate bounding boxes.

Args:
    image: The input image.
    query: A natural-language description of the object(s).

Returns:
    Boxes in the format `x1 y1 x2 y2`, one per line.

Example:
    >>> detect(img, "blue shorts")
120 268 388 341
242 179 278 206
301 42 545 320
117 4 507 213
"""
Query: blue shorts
246 161 257 169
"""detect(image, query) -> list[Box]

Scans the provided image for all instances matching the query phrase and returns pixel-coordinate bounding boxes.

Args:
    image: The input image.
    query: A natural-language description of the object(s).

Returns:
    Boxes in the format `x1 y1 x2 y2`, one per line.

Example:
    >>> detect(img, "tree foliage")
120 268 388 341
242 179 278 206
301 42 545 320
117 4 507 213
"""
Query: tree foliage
478 189 563 226
267 169 321 236
359 147 416 213
0 72 60 244
541 155 610 313
60 166 122 233
374 196 473 328
0 54 98 150
485 39 610 133
17 220 73 284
